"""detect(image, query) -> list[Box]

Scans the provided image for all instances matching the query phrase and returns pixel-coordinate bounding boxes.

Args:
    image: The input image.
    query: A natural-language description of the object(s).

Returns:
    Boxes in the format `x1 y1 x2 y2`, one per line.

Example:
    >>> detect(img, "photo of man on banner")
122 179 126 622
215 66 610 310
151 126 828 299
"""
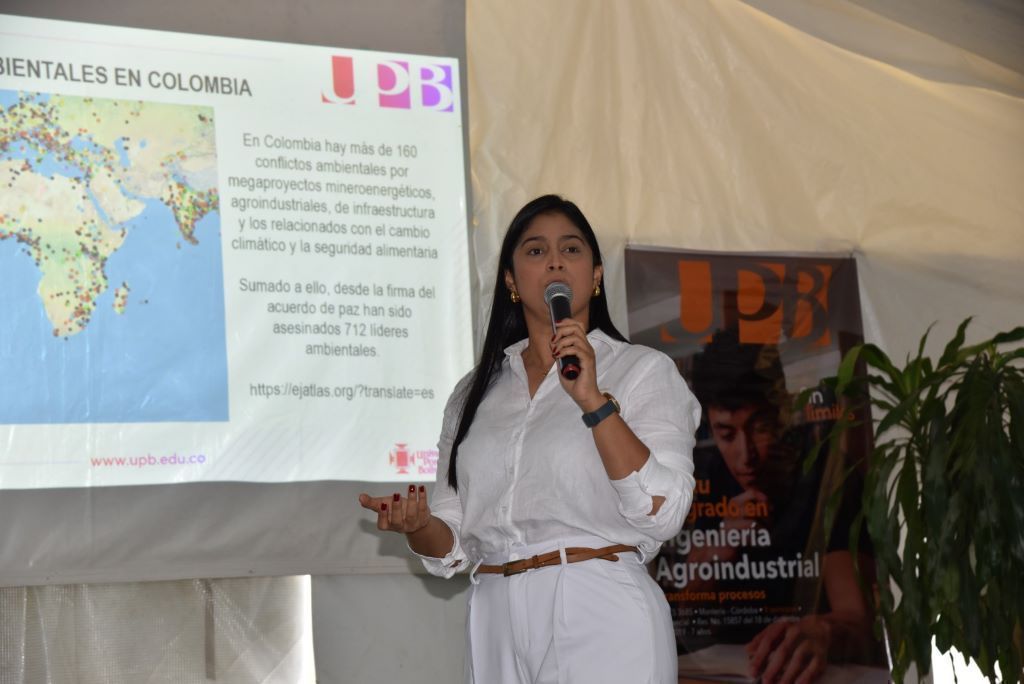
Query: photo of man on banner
624 249 888 683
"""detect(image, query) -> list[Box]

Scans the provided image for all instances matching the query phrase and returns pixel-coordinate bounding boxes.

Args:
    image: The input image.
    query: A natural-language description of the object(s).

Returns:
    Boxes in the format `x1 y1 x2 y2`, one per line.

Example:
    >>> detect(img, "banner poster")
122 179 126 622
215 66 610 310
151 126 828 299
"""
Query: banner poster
624 248 888 682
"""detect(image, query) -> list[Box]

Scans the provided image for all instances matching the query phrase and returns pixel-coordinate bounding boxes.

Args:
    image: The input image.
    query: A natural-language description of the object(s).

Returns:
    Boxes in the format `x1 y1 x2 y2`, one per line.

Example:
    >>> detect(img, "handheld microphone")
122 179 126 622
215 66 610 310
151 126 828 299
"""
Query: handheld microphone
543 282 580 379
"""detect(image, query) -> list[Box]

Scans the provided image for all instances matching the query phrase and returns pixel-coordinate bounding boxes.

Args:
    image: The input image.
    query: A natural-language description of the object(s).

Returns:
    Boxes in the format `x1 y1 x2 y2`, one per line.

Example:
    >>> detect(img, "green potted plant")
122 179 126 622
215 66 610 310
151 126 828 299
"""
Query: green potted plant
815 319 1024 682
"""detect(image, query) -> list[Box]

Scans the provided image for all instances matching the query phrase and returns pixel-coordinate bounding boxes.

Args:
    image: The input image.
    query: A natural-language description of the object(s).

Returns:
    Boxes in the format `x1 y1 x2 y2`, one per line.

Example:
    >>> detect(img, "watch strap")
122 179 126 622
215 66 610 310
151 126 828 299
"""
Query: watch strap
582 392 619 428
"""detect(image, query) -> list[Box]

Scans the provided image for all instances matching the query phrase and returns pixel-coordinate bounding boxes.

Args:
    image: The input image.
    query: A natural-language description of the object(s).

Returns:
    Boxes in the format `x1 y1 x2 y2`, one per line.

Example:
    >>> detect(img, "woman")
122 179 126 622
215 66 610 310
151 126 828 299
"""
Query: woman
359 195 700 683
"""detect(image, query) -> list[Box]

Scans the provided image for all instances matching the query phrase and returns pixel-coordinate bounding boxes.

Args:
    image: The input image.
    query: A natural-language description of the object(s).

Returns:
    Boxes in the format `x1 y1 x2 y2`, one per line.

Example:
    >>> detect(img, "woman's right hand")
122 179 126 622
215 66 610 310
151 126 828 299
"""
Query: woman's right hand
358 484 432 534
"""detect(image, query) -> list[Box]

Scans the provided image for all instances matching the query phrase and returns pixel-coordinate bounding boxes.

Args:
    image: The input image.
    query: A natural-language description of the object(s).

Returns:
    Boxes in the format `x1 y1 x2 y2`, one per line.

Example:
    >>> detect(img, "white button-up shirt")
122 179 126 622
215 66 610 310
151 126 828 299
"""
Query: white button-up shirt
419 329 700 576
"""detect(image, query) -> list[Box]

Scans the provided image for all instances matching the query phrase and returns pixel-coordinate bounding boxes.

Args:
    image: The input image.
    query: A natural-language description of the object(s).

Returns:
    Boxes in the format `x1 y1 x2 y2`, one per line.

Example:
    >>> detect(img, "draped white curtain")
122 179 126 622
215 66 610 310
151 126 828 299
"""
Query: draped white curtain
0 578 312 683
466 0 1024 359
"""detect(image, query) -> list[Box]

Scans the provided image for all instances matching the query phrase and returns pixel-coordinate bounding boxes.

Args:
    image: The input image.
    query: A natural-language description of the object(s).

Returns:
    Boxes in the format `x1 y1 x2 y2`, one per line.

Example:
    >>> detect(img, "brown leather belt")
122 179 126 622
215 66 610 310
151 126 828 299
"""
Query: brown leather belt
476 544 637 577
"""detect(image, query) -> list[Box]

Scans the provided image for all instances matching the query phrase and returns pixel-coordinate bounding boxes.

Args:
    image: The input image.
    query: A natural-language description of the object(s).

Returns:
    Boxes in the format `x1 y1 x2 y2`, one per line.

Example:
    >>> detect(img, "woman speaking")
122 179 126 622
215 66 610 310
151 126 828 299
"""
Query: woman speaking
360 195 699 683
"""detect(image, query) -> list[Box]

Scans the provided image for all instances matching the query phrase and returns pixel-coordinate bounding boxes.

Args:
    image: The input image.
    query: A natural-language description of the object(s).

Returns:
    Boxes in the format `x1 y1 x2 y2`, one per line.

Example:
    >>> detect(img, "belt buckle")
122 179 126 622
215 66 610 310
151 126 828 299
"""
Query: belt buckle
502 560 527 577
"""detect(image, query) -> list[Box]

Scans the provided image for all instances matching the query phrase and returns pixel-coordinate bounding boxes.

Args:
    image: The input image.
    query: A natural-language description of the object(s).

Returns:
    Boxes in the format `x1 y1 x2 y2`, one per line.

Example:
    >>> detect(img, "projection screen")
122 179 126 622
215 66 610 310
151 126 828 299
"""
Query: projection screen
0 13 473 585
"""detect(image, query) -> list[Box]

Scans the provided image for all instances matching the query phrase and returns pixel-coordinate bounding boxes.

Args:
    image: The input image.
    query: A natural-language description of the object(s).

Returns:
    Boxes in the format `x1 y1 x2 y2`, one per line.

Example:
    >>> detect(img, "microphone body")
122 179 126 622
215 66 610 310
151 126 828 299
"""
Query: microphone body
544 282 580 379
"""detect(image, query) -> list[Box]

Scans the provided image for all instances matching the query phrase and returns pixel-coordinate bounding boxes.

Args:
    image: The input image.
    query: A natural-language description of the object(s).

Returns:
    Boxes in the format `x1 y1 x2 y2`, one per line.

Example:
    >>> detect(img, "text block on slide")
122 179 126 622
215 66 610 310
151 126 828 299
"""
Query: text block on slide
0 14 473 488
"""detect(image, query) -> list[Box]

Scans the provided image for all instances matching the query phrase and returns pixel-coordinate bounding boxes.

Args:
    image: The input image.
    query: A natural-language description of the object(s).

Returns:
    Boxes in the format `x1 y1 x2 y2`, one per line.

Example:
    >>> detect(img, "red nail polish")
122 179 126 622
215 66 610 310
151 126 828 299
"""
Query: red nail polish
408 484 416 494
419 485 426 494
381 503 388 511
393 492 400 502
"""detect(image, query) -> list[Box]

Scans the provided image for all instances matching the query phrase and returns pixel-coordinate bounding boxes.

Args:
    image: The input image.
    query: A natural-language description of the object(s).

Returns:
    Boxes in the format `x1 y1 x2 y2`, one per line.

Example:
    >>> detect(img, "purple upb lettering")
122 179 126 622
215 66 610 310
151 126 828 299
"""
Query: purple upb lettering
324 55 455 112
418 64 454 112
377 60 411 109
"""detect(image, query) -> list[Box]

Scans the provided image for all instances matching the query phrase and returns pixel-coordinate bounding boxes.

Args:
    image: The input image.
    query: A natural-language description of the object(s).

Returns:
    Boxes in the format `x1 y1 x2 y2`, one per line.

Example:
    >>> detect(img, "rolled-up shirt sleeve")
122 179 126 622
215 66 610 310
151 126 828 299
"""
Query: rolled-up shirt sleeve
410 376 470 578
609 352 700 560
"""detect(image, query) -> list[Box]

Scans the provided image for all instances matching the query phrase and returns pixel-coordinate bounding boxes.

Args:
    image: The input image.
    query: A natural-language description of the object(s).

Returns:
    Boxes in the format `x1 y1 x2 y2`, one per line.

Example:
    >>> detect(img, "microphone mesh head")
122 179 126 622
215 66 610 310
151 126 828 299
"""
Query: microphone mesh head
543 281 573 305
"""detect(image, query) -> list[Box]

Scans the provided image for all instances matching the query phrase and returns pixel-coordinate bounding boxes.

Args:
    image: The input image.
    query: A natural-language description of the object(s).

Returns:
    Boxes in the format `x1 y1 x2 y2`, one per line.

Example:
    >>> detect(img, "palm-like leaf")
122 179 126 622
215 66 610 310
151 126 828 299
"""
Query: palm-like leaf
825 321 1024 682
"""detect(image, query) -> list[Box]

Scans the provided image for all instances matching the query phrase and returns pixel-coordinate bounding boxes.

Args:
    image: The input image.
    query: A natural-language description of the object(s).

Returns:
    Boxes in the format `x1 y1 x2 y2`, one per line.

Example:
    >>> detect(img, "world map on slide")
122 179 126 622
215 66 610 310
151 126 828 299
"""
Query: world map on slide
0 90 228 424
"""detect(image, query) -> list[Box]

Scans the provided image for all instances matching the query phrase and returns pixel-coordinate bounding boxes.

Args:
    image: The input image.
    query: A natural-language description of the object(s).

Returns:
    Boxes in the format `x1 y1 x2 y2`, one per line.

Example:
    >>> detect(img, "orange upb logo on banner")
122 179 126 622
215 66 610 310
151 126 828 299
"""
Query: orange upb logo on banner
662 259 832 347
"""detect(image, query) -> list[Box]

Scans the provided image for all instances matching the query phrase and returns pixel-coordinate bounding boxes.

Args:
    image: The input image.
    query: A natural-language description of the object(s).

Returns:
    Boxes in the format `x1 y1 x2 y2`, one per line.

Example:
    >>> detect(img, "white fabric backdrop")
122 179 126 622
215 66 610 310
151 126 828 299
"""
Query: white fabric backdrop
467 0 1023 359
0 577 311 683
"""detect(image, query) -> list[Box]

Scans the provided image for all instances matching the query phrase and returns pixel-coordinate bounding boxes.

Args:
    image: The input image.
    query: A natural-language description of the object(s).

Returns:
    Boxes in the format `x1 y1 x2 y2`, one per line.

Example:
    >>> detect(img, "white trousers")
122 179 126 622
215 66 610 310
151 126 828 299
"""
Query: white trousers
465 536 677 684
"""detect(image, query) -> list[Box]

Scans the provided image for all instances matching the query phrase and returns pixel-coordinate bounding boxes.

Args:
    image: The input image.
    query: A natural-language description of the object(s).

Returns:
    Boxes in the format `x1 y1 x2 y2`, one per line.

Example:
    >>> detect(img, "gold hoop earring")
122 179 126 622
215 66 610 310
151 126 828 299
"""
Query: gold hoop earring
593 284 601 297
510 290 521 303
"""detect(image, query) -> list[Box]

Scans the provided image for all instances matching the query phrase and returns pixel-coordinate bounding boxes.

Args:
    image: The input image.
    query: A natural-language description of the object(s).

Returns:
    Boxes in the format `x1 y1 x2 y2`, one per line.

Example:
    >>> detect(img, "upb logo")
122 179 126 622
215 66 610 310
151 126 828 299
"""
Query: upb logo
387 442 439 476
660 258 834 348
322 55 455 112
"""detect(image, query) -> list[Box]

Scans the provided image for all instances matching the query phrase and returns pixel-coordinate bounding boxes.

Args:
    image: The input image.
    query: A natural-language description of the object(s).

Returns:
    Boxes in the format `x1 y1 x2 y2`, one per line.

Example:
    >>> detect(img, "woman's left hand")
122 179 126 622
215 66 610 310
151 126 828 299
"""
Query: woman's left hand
552 318 604 410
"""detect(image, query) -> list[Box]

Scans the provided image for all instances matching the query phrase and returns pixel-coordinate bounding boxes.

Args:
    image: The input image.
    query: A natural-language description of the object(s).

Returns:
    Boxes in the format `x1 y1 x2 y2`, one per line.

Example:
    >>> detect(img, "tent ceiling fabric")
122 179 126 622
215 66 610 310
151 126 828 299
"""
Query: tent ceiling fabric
466 0 1024 357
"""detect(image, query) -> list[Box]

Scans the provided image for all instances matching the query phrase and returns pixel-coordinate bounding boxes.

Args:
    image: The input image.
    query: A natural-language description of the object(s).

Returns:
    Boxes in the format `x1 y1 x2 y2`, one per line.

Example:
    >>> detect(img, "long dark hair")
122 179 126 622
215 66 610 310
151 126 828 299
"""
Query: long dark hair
447 195 628 490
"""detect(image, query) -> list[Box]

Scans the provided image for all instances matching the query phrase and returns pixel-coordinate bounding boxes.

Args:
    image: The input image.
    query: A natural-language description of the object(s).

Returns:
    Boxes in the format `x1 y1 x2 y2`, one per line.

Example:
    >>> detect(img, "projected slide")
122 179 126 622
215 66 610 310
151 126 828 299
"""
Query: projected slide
0 15 473 488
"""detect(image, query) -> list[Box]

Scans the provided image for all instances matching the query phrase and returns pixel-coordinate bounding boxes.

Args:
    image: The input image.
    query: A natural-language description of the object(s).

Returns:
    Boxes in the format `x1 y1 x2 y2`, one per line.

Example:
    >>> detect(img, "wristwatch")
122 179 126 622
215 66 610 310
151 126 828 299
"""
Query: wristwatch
581 392 620 428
